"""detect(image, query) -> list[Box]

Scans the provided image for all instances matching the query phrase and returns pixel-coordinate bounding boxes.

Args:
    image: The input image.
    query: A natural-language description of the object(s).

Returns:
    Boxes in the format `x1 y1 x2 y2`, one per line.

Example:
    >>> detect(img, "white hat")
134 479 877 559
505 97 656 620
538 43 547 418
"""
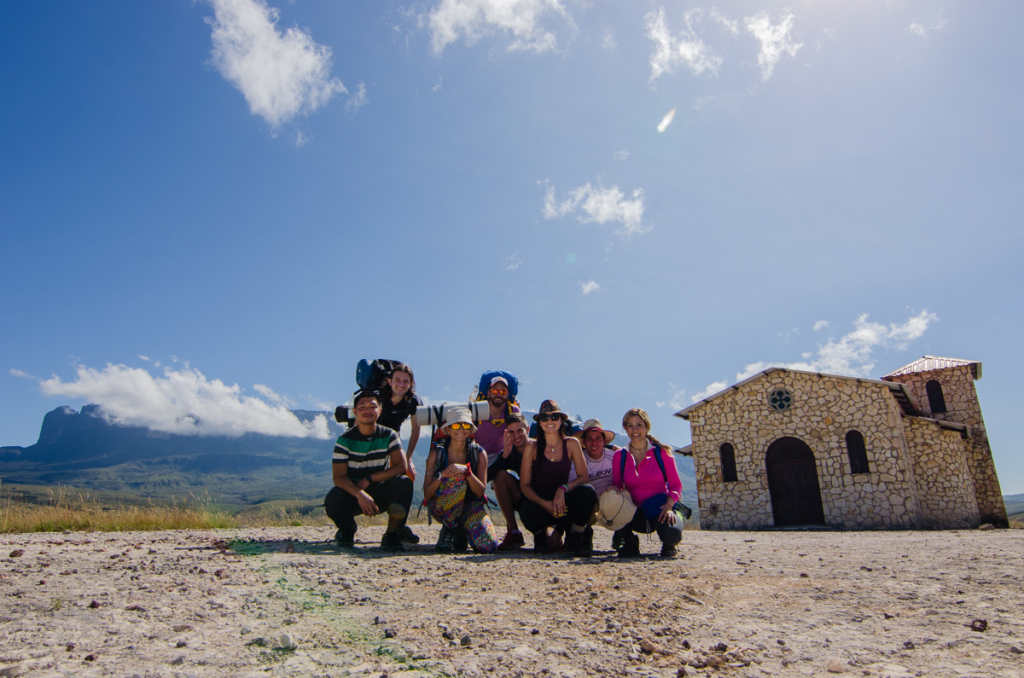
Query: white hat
597 488 637 532
489 376 509 387
442 406 477 433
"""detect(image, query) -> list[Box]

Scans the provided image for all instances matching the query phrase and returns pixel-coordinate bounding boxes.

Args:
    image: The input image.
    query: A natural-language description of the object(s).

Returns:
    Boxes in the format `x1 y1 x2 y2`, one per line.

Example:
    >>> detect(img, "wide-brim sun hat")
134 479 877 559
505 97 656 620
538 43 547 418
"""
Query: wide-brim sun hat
442 406 477 433
574 418 615 445
598 488 637 531
533 399 567 422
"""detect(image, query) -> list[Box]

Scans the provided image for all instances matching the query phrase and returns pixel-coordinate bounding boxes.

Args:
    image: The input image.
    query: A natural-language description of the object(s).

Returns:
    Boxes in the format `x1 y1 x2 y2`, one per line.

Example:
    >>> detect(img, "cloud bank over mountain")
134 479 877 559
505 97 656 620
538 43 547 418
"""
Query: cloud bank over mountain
39 363 330 439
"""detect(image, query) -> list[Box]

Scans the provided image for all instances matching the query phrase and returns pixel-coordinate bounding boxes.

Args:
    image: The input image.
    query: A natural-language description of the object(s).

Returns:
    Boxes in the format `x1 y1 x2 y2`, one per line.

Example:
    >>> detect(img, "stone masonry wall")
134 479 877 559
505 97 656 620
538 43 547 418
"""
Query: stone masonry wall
885 366 1007 525
903 417 981 529
688 371 921 530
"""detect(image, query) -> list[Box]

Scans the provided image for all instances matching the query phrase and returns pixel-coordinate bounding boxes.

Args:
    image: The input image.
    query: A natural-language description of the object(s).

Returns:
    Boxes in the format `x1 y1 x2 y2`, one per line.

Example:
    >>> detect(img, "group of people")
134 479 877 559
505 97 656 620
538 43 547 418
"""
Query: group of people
323 365 686 557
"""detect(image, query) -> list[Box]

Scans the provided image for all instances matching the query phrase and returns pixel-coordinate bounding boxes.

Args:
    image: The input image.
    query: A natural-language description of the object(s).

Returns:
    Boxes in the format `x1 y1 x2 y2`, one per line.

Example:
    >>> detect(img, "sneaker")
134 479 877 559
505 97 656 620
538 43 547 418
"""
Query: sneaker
398 525 420 545
611 530 626 552
435 526 455 553
334 526 355 548
617 531 641 558
660 543 678 558
497 530 525 551
380 531 405 552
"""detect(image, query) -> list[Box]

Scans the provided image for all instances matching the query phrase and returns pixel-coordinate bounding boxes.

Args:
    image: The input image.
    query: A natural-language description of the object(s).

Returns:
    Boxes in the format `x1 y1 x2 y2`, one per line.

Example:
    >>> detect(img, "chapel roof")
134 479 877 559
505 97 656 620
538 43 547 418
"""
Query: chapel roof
882 356 982 380
674 367 920 420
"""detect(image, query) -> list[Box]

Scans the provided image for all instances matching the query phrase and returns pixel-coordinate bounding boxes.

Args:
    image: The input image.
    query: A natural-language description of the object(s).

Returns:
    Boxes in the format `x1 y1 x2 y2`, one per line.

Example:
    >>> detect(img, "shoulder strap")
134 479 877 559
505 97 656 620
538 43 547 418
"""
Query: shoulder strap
653 447 671 490
435 441 448 477
619 448 627 479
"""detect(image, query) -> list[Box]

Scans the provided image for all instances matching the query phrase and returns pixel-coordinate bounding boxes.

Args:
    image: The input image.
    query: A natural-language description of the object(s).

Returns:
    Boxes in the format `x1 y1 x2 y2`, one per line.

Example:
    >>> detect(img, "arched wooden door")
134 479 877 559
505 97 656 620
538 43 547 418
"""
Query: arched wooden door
766 437 825 527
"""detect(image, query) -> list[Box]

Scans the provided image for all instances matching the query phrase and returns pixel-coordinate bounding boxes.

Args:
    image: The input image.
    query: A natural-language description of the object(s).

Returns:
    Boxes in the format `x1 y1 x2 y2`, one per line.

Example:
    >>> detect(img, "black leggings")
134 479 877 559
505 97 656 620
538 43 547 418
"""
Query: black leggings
323 475 413 529
520 484 598 534
622 507 683 546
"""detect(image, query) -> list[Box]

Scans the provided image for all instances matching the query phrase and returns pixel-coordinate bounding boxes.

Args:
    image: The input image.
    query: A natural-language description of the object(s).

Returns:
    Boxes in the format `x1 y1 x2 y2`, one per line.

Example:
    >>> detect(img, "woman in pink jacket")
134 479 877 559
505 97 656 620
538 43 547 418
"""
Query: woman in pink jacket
611 408 684 558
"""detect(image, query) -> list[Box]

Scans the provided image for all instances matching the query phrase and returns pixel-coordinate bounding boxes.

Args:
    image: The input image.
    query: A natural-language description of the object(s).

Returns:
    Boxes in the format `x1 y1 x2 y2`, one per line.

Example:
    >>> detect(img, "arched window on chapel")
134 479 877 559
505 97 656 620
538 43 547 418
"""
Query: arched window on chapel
720 443 738 483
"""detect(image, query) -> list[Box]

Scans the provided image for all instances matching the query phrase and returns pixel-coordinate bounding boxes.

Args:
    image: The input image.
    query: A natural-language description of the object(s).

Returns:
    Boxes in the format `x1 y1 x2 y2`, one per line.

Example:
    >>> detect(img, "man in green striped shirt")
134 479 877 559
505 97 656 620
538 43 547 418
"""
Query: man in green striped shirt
324 390 413 551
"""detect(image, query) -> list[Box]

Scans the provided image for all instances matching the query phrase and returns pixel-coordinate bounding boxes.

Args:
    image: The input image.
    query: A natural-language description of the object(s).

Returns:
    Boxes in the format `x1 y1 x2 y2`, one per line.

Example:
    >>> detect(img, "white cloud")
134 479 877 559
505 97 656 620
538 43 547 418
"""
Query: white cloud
433 76 444 92
39 363 330 439
427 0 570 55
10 368 35 380
691 310 938 403
579 280 599 295
345 82 368 113
542 181 647 235
601 30 616 50
908 13 948 38
646 8 722 82
504 252 524 270
690 380 728 403
744 10 802 81
813 320 830 331
294 130 308 147
656 382 689 410
710 8 739 36
207 0 347 128
613 149 629 161
657 107 676 132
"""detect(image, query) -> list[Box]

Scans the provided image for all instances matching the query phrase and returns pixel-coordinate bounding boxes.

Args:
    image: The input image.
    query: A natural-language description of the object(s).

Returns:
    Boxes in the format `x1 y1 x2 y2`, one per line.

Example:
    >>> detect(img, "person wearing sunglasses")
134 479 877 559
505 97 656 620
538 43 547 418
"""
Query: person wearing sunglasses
473 375 521 468
422 407 498 553
519 400 598 556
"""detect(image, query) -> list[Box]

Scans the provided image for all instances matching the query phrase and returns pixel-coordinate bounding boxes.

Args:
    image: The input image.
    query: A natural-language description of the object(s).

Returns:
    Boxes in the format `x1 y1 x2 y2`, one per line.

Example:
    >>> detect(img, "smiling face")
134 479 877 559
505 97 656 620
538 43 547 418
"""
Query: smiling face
389 370 412 397
487 383 509 408
624 415 648 445
507 421 529 448
353 395 381 426
583 430 607 459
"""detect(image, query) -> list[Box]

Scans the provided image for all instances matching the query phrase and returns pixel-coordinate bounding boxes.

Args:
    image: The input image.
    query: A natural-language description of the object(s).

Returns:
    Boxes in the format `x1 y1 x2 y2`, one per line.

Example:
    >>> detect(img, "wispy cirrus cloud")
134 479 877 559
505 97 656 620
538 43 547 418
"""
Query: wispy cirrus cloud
39 363 329 439
542 181 647 235
745 10 802 80
10 368 36 380
207 0 348 128
579 280 599 295
908 13 949 38
689 310 939 404
504 252 524 270
427 0 571 55
646 8 722 82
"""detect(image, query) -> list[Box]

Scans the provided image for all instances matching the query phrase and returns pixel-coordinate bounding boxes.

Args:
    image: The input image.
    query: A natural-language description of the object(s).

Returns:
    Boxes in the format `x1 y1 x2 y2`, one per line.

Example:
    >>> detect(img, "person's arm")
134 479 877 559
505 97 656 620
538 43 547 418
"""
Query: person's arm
552 438 587 517
519 441 552 514
611 449 625 490
333 461 378 516
422 448 441 501
370 432 409 485
407 419 421 461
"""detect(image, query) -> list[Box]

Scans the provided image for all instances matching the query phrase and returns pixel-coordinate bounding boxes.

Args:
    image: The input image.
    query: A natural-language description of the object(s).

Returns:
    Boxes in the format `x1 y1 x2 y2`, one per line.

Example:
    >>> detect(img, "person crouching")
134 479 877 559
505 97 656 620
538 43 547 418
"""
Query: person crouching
423 407 498 553
519 400 598 556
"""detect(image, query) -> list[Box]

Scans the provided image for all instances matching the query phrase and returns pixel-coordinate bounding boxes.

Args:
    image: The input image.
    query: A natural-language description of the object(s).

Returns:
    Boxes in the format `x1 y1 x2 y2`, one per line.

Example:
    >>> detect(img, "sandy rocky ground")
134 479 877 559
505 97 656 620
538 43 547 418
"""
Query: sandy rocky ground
0 525 1022 678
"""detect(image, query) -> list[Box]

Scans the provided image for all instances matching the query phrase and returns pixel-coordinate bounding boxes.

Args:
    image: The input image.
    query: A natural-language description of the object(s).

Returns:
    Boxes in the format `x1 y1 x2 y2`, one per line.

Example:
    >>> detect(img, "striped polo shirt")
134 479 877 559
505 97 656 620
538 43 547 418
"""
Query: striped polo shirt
332 425 403 482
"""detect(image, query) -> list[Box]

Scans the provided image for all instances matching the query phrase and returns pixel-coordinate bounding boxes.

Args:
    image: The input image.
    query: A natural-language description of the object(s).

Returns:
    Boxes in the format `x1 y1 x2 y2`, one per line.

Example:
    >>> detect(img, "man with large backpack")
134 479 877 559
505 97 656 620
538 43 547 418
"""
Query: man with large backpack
473 372 521 467
324 389 413 552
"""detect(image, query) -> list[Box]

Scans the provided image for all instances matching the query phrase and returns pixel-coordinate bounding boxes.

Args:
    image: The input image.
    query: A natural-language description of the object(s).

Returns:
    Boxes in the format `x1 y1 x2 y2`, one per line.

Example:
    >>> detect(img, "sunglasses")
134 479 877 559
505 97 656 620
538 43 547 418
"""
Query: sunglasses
449 422 473 430
537 413 563 422
489 388 509 396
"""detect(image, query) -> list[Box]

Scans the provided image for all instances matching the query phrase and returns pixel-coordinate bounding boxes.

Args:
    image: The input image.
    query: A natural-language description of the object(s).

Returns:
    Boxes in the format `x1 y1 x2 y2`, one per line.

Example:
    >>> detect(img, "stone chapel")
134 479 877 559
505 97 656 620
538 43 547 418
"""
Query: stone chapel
674 356 1007 530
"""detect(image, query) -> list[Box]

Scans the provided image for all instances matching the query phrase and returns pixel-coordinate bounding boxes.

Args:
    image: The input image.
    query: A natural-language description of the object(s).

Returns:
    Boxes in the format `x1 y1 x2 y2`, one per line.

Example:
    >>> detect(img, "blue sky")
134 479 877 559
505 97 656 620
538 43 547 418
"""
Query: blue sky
2 1 1022 493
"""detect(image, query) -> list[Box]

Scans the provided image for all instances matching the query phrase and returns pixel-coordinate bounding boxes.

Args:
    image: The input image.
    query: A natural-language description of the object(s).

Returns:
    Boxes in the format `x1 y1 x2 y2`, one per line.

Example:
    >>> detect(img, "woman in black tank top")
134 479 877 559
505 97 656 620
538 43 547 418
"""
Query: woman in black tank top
519 400 598 556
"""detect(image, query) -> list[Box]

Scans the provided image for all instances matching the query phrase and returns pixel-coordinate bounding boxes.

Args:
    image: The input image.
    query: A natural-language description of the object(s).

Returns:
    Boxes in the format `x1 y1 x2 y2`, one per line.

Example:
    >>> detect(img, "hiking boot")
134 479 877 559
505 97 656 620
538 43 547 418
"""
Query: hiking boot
660 543 678 558
573 527 594 557
398 525 420 545
452 530 468 553
611 529 626 552
531 530 549 555
334 526 355 548
497 530 525 551
617 531 641 558
380 531 405 553
435 526 455 553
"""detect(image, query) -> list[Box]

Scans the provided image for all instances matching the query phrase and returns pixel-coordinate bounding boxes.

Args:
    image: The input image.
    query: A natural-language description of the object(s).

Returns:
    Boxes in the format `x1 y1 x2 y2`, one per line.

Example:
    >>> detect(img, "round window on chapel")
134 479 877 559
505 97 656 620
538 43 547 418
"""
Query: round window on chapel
768 388 794 411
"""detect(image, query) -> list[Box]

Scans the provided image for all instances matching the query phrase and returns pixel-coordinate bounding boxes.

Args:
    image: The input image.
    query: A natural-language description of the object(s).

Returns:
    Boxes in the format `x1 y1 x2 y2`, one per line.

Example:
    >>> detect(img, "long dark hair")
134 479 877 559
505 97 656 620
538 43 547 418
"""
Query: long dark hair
378 363 416 403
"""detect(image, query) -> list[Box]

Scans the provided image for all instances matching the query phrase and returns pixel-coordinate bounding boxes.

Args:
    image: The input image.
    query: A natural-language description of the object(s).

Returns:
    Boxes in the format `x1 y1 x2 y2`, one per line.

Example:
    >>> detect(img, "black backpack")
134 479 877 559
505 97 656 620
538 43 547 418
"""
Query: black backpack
356 358 403 392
